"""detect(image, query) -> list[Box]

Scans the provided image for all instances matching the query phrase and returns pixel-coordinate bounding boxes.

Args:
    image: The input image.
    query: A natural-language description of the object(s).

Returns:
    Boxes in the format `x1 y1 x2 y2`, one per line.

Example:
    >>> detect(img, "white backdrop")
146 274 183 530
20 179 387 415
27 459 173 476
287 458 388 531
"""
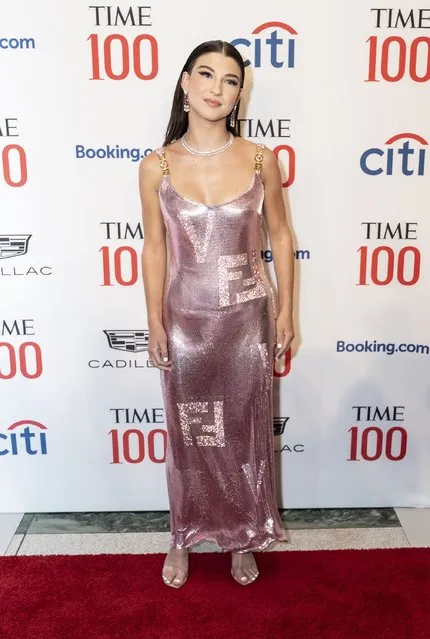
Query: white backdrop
1 0 429 512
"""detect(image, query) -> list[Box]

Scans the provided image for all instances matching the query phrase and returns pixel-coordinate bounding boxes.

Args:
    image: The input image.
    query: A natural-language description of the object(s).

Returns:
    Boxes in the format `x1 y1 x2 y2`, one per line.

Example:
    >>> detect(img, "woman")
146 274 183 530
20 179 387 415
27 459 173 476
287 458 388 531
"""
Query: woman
139 40 294 588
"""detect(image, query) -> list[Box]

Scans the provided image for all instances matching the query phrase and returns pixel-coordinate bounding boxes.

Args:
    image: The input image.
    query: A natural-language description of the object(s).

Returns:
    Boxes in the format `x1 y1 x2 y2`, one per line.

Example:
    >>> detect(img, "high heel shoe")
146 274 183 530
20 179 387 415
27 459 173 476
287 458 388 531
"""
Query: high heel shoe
231 551 259 585
162 548 189 588
230 567 259 585
162 564 189 588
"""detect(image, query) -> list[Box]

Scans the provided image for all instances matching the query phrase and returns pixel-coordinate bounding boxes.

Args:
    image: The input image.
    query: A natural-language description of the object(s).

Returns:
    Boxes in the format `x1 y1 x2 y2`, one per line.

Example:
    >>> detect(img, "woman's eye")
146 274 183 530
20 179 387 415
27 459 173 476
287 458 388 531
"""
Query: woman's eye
198 71 238 86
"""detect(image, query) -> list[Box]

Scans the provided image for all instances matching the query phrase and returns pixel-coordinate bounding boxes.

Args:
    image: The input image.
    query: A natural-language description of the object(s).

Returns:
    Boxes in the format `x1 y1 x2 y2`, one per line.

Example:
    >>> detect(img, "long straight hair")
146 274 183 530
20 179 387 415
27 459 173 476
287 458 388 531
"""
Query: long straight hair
163 40 245 147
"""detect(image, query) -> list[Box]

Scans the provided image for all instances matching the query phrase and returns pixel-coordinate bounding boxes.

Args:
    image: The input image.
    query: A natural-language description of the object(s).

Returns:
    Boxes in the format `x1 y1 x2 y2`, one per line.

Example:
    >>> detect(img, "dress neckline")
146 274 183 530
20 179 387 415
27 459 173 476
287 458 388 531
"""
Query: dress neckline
161 172 261 208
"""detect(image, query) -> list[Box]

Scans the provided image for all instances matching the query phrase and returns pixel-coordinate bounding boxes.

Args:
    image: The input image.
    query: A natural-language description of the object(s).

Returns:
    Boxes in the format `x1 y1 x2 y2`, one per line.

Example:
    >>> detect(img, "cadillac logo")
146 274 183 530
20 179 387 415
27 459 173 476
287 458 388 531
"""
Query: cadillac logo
104 330 149 353
273 417 289 436
0 234 32 259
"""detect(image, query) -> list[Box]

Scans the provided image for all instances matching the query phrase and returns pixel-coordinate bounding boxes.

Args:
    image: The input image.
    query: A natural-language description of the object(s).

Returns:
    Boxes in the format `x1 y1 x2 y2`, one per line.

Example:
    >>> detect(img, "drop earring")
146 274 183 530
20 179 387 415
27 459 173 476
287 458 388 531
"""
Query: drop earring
183 90 190 113
229 104 238 127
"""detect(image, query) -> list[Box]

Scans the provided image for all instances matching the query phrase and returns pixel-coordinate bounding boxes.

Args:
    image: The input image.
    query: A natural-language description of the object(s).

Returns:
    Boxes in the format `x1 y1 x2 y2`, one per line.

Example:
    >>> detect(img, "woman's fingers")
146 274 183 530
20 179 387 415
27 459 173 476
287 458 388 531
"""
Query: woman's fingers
274 332 294 360
149 341 173 370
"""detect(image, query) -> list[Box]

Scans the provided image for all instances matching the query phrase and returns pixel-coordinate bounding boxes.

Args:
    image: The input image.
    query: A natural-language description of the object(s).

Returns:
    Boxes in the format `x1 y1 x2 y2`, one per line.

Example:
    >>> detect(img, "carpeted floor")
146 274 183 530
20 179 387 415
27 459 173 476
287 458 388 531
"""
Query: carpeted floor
0 547 429 638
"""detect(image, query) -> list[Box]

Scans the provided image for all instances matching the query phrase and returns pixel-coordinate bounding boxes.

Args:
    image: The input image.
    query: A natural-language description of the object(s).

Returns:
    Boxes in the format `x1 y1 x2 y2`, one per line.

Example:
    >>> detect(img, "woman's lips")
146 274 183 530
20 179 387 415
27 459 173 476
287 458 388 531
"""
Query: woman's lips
204 98 221 107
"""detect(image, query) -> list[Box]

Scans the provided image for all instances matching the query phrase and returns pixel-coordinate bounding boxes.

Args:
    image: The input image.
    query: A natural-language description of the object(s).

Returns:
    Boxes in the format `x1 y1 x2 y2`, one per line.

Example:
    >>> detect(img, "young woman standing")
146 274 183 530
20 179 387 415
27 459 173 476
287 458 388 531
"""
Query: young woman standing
139 40 294 588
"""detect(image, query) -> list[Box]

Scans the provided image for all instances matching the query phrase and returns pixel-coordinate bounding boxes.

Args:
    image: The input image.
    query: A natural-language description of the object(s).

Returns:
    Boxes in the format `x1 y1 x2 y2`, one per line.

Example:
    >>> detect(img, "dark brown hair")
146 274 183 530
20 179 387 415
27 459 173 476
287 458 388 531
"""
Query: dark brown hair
163 40 245 146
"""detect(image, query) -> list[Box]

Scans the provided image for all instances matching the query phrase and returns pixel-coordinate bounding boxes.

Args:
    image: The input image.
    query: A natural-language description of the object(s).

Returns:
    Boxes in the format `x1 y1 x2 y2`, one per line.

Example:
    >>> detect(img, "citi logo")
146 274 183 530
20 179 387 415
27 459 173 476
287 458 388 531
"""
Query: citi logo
360 133 427 176
231 21 297 68
0 420 48 456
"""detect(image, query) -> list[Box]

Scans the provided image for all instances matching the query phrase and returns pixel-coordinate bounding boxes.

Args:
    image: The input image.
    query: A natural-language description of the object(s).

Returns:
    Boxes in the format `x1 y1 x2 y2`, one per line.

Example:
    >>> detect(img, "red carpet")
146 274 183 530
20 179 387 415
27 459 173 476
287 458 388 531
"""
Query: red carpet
0 547 429 639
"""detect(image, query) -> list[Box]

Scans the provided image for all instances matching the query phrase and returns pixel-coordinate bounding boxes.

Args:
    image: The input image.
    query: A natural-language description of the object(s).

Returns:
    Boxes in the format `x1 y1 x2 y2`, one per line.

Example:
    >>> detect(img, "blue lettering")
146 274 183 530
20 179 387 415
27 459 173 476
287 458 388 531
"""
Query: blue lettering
266 31 283 68
0 432 7 455
398 142 414 176
230 38 251 67
360 148 384 175
418 149 426 175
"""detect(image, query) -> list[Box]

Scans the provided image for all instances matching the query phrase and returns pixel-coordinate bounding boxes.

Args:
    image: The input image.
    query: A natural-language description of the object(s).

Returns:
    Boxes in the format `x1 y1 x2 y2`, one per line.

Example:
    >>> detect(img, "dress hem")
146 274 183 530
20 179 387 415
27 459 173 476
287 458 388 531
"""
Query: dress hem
171 530 290 554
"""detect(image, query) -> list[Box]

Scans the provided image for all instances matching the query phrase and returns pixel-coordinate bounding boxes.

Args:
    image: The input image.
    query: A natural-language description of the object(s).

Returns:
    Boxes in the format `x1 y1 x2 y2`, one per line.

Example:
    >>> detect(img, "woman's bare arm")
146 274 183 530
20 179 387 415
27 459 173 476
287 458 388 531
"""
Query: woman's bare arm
261 147 295 358
138 153 172 370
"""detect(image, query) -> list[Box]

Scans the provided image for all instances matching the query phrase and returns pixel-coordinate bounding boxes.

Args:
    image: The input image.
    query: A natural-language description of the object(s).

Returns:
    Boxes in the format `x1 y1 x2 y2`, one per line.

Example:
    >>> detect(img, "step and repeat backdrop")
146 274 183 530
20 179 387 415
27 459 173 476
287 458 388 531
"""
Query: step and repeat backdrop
1 1 429 512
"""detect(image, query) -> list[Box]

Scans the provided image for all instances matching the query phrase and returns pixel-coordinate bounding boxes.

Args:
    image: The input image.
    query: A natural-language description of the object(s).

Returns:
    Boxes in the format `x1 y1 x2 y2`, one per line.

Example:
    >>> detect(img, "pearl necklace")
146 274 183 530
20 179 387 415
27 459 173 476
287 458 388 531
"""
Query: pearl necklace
181 132 233 157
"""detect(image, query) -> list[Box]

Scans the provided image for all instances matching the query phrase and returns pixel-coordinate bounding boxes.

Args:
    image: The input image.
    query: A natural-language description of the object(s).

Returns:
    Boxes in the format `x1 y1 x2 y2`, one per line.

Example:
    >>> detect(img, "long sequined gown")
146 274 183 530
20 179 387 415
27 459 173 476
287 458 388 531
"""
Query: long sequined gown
155 142 288 553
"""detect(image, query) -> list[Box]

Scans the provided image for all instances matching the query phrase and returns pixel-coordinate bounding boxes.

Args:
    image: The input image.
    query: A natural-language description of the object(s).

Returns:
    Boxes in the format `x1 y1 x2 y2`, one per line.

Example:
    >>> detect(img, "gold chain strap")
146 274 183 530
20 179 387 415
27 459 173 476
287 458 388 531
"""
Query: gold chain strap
156 148 170 175
254 144 264 173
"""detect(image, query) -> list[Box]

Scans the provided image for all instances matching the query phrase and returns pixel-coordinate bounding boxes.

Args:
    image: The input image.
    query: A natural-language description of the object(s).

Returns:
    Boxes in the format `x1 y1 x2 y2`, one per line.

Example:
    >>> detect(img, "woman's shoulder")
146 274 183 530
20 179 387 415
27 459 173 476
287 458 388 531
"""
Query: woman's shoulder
237 137 266 150
236 136 272 159
141 138 176 159
140 140 178 171
160 139 183 155
235 137 275 166
139 144 172 191
139 149 160 179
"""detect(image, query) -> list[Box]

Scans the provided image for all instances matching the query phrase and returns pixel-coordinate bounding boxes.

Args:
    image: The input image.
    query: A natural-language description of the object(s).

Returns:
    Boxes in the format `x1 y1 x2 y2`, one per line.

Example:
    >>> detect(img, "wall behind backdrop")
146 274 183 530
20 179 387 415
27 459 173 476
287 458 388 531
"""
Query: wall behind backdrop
1 0 429 512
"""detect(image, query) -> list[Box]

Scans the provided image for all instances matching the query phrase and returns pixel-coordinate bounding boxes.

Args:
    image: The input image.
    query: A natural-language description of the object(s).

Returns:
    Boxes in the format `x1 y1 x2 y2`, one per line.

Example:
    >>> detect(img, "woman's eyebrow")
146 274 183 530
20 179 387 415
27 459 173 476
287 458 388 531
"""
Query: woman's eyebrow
196 64 240 81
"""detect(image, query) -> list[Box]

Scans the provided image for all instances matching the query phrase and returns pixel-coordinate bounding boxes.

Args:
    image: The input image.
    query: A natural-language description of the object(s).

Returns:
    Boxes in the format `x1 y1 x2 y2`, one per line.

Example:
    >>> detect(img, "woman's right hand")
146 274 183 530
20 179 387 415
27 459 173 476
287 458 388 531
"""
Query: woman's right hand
148 322 173 371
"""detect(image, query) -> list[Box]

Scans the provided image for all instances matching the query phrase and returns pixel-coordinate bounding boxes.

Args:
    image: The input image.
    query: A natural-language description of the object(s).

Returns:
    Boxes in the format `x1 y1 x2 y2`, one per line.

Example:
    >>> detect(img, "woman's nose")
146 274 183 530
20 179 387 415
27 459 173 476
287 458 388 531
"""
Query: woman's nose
211 82 223 96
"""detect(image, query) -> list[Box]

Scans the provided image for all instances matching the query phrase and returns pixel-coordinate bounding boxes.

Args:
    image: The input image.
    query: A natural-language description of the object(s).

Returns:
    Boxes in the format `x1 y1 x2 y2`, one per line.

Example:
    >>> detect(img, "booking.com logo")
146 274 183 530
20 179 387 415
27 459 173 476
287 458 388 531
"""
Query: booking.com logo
231 21 297 68
261 249 310 262
0 420 48 456
337 340 429 355
360 133 427 176
75 145 151 162
0 36 35 49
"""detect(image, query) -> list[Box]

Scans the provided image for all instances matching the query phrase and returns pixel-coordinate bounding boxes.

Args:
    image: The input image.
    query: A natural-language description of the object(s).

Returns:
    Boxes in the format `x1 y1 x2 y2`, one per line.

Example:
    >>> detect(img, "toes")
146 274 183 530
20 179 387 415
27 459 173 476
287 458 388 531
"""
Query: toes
236 568 250 584
250 566 259 579
162 566 175 583
163 566 187 588
173 575 184 586
243 568 255 582
163 549 189 587
231 552 260 584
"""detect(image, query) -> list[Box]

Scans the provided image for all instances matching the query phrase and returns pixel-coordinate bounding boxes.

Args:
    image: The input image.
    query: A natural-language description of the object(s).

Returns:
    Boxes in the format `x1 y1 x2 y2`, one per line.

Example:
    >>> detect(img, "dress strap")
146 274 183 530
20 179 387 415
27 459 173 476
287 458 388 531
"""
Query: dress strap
254 143 265 174
155 147 170 175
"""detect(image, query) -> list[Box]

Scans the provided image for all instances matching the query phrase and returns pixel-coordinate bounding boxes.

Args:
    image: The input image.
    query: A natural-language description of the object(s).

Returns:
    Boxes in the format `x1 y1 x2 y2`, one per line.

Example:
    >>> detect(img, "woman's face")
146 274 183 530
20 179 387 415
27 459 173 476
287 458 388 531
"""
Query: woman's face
181 51 242 122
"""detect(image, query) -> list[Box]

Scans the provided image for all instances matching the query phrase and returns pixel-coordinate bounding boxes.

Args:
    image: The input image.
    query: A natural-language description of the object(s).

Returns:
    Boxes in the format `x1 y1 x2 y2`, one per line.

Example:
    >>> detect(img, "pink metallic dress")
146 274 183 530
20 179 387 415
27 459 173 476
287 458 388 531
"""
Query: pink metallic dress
155 142 288 553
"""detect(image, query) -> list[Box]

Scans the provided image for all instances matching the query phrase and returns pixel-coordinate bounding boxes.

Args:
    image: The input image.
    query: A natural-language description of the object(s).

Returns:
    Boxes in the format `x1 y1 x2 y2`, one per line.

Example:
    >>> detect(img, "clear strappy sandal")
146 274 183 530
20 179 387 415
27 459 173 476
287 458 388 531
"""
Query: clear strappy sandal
162 548 189 588
162 564 189 588
231 552 259 585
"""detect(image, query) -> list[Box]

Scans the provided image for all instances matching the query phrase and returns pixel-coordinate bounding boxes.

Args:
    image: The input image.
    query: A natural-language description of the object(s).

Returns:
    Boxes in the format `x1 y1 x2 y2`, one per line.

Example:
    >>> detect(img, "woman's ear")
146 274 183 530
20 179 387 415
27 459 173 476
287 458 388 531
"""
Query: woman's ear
181 71 189 92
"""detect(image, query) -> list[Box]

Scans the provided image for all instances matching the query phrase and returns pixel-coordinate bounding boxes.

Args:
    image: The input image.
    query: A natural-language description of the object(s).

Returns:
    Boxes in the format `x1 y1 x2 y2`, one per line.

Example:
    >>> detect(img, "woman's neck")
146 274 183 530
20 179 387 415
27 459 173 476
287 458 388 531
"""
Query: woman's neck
184 116 231 151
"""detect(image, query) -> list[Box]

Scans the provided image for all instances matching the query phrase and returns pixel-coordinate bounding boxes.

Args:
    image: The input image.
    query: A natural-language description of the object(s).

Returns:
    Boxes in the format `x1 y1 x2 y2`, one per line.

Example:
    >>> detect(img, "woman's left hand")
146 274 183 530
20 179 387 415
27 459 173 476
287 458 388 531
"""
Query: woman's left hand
274 311 294 360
